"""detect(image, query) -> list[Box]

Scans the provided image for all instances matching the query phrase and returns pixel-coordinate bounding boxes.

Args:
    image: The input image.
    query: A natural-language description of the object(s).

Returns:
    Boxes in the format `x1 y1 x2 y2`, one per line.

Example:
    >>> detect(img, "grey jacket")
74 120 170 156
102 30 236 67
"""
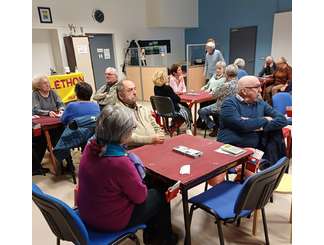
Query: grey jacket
93 82 119 106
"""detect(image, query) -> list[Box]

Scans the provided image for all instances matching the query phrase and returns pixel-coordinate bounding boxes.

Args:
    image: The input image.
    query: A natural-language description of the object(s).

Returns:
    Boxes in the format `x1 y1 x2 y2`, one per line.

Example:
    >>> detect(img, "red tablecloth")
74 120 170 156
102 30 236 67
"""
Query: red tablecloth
179 91 214 104
130 134 252 184
32 116 62 127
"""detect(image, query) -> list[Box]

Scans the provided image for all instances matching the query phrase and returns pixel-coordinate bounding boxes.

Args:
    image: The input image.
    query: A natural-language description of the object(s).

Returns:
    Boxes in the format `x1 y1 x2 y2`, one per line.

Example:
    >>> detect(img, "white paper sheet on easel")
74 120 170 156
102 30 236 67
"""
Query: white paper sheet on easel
104 49 110 59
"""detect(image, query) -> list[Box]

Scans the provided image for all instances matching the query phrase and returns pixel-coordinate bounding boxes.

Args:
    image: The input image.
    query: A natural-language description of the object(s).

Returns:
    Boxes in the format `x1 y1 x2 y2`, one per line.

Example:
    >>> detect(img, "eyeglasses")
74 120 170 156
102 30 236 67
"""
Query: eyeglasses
105 73 115 75
245 85 261 89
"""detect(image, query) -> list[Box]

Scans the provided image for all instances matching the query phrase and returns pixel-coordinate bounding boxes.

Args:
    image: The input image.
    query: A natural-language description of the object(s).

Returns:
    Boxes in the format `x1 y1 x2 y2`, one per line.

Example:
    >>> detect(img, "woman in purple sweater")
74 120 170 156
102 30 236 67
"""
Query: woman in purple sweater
77 105 177 245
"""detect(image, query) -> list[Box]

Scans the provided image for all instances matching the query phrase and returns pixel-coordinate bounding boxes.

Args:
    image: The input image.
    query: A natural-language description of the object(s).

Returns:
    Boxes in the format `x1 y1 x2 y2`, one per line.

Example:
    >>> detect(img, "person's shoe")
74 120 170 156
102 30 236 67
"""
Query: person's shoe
186 129 193 135
208 128 218 137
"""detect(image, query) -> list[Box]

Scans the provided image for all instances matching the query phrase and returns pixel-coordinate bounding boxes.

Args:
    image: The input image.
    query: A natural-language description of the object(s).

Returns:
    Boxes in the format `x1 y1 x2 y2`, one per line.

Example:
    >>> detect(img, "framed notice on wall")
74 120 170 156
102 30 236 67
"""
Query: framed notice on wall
137 40 171 54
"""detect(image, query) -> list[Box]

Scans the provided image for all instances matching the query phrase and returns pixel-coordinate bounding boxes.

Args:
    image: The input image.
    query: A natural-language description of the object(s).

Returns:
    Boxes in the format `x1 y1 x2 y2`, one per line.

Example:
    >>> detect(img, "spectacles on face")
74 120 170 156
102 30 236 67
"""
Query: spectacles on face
105 73 115 76
245 84 261 89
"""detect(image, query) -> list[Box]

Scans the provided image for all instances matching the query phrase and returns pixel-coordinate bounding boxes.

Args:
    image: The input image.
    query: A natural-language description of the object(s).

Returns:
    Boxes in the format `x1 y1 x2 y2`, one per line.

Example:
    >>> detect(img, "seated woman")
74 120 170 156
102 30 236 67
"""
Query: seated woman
234 58 248 79
61 82 100 125
32 74 65 174
169 64 187 93
201 61 226 93
258 56 277 77
32 74 64 117
153 70 193 135
54 82 100 176
264 56 292 105
198 64 238 137
77 105 177 245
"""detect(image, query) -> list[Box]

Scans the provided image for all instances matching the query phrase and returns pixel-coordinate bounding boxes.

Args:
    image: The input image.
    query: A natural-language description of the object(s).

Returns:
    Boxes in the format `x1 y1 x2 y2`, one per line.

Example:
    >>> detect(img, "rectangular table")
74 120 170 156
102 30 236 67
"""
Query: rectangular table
179 91 215 135
130 134 252 245
32 116 62 175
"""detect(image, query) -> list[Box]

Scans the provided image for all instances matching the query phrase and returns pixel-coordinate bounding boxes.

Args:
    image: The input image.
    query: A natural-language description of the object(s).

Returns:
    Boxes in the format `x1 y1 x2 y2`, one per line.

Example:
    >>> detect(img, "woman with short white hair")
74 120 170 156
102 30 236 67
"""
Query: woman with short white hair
234 58 248 79
32 74 64 117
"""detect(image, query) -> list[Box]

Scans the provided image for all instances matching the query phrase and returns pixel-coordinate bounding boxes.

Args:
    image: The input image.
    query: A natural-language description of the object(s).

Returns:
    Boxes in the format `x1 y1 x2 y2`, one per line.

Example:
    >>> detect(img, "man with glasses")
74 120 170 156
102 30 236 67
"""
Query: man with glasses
217 76 287 149
93 67 119 110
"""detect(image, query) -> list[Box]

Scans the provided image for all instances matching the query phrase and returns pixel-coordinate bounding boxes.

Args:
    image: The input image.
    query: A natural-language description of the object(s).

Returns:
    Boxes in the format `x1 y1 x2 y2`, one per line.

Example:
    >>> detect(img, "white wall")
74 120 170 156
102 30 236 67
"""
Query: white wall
32 29 56 75
271 11 292 65
32 0 186 77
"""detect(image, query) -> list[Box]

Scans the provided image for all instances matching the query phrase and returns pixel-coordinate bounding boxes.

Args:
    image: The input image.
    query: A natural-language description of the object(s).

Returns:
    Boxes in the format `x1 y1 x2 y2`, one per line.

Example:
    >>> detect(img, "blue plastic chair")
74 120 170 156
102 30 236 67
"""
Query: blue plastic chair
188 157 289 245
272 92 292 125
32 183 146 245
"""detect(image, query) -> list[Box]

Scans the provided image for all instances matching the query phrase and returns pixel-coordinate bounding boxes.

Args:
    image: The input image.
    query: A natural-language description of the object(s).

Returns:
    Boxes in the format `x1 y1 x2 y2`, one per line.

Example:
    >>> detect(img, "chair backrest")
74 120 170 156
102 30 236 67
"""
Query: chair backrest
234 157 289 214
272 92 292 114
150 96 176 117
32 183 89 245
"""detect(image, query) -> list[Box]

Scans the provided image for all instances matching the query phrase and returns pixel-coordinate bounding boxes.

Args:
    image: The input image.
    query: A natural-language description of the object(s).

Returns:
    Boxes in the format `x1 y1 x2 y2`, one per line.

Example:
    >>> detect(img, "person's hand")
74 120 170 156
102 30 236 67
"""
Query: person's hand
32 115 40 119
280 84 288 91
57 110 64 117
264 116 273 121
49 111 56 118
152 134 165 144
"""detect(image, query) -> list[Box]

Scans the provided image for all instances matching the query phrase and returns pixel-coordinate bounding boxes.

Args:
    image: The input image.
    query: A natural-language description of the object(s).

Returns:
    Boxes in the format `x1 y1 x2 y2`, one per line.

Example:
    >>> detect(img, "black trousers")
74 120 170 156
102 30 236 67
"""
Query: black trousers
32 126 64 174
127 174 174 242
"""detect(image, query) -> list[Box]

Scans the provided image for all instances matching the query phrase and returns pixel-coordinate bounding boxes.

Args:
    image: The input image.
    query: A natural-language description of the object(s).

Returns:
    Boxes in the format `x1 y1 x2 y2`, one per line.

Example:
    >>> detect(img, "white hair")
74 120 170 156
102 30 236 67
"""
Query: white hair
234 58 245 69
95 105 135 145
206 42 215 49
32 74 48 91
105 67 118 75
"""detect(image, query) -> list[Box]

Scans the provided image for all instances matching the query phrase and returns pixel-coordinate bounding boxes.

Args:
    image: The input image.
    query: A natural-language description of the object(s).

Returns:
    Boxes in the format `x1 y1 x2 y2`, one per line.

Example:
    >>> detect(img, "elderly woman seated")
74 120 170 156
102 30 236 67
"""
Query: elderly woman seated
32 74 64 117
153 70 193 135
264 56 292 105
234 58 248 79
32 74 65 175
197 64 239 137
77 105 178 245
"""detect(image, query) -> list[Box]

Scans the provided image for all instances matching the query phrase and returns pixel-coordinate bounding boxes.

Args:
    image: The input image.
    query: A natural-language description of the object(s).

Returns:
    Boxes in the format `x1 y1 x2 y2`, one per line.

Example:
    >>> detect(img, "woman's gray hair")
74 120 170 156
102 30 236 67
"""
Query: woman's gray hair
95 105 136 145
225 64 238 79
216 61 226 69
32 74 48 91
233 58 245 69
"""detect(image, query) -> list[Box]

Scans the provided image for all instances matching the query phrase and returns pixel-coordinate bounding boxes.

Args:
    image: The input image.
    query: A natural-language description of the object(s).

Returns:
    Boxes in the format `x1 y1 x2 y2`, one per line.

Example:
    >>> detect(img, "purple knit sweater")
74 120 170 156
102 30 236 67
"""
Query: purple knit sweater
77 141 148 231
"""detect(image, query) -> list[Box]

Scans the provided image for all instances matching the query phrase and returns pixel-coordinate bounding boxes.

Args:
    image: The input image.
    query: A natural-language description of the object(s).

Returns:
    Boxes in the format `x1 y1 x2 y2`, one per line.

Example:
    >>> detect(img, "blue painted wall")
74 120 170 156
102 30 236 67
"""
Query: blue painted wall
185 0 292 74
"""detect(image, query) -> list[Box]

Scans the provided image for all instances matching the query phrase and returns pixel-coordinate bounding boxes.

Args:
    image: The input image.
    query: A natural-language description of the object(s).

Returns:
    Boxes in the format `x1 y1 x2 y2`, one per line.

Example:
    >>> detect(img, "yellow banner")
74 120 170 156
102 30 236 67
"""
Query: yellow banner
48 72 85 103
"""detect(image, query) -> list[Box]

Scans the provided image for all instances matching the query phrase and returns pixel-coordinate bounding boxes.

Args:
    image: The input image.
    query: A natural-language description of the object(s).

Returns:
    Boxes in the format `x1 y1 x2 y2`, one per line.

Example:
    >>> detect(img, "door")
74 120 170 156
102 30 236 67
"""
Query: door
87 34 116 90
229 26 257 75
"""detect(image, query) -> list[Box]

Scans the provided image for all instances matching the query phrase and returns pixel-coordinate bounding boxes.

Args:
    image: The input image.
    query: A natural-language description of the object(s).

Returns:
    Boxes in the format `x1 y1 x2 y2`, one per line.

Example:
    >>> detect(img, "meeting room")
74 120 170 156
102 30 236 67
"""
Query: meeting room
29 0 297 244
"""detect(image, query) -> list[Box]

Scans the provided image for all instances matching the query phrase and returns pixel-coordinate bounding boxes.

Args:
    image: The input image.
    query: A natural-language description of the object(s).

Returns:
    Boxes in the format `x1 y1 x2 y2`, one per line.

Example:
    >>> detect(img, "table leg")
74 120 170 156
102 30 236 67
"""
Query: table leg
240 160 246 183
44 129 57 175
182 189 191 245
193 103 197 136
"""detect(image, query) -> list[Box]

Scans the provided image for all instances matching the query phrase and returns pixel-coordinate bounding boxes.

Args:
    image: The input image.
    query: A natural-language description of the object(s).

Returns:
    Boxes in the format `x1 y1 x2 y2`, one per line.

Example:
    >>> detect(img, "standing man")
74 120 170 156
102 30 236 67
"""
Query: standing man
116 80 165 147
204 38 224 82
93 67 119 110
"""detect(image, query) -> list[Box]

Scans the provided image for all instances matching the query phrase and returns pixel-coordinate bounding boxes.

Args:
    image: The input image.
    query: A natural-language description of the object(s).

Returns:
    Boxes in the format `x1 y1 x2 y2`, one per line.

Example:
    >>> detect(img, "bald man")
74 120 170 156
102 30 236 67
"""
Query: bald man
258 56 276 77
116 79 165 147
217 76 287 149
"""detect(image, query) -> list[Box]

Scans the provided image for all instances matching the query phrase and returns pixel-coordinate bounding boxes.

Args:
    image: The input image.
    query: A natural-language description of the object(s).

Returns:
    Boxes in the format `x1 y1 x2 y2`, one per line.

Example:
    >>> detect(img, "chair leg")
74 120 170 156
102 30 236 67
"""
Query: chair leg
204 181 208 191
261 208 270 245
216 219 225 245
236 217 241 227
56 237 60 245
189 205 195 227
252 209 259 236
204 128 207 138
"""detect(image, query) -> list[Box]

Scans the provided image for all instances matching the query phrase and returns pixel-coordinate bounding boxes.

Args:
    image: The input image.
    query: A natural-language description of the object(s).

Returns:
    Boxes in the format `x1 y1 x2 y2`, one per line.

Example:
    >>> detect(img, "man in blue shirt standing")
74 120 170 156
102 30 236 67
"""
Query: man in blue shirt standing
218 76 287 149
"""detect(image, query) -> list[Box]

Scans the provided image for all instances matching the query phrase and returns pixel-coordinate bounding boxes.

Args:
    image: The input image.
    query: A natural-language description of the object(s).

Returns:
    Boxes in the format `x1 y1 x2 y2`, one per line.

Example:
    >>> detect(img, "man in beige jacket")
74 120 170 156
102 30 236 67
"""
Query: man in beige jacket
116 79 165 147
93 67 119 110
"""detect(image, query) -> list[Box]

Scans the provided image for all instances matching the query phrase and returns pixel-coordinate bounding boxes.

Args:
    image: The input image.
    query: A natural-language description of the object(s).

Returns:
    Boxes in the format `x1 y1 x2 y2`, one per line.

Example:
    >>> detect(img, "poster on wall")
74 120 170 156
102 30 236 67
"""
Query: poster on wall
48 72 85 103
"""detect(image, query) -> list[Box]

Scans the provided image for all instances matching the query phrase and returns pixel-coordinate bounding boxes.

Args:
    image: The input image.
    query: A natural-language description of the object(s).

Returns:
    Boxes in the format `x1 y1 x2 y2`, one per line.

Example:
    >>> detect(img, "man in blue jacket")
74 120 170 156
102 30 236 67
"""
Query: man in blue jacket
218 76 287 149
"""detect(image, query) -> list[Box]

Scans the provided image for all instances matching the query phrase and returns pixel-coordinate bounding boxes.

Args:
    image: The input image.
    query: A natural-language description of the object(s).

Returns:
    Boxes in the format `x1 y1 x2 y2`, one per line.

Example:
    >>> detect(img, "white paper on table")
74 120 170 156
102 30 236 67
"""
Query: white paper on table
180 165 190 175
215 148 232 155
